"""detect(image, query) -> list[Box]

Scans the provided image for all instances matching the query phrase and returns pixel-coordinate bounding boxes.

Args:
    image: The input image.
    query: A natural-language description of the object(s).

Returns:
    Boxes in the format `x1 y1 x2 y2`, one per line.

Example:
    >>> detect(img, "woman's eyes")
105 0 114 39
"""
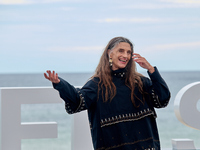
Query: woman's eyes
127 51 131 54
118 49 131 54
119 49 124 52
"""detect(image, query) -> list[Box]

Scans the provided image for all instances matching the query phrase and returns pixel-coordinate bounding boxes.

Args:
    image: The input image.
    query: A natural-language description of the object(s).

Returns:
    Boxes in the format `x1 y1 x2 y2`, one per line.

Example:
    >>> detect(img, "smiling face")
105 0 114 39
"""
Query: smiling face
108 42 132 71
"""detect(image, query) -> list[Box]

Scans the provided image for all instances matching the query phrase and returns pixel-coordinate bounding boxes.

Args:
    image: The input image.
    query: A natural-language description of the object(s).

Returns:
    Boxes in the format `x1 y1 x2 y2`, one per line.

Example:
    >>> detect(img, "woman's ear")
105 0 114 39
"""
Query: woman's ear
107 49 112 58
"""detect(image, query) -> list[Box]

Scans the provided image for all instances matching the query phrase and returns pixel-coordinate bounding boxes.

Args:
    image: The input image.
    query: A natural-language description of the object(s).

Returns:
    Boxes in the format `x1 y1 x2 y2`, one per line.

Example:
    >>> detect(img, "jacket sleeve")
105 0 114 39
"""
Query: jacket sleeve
143 67 171 108
53 77 98 114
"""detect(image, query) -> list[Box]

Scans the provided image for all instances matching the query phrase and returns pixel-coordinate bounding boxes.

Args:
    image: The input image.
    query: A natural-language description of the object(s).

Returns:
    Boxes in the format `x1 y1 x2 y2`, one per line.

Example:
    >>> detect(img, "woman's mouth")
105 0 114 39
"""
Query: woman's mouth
119 59 127 63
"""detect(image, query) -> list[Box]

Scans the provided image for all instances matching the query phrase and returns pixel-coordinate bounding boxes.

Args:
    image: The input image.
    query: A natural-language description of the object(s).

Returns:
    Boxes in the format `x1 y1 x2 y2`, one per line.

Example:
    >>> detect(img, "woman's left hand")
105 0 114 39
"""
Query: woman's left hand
132 53 155 73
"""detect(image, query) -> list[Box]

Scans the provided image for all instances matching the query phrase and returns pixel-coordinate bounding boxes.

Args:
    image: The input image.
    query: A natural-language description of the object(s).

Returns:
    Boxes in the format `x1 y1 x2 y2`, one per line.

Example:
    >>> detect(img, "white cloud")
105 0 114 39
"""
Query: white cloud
160 0 200 7
47 46 104 53
0 0 60 5
0 0 92 5
119 3 177 9
3 24 53 33
96 17 165 23
60 7 75 11
0 0 32 5
161 0 200 4
119 1 200 9
141 41 200 53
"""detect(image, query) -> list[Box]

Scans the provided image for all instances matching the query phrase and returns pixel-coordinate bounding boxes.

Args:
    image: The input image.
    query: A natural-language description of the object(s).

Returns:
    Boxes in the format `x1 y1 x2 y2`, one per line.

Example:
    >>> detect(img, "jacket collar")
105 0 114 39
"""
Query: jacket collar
111 68 126 78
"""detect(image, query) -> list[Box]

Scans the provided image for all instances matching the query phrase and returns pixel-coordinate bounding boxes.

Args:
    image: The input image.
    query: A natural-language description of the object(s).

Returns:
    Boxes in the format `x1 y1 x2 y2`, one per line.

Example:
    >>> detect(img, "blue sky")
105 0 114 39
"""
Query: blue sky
0 0 200 73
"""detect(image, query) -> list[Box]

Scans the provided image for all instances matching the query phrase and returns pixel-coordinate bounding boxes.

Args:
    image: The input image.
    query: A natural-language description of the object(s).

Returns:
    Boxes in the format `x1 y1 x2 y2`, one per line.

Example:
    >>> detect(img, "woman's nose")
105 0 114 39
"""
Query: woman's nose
123 52 128 58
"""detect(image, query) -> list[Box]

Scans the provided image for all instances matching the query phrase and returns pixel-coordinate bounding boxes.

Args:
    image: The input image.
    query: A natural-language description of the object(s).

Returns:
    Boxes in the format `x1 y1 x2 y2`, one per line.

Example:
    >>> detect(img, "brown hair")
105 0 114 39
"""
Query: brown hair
92 37 145 107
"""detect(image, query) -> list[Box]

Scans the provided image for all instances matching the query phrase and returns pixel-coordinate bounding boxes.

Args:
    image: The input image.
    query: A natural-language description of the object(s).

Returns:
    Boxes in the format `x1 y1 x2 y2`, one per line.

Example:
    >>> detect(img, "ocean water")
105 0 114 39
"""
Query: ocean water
0 71 200 150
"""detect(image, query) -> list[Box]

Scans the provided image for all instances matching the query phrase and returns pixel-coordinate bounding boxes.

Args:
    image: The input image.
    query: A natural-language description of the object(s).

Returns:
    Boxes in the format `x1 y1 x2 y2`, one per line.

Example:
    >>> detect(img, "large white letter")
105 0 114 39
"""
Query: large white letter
174 82 200 130
0 87 62 150
71 110 93 150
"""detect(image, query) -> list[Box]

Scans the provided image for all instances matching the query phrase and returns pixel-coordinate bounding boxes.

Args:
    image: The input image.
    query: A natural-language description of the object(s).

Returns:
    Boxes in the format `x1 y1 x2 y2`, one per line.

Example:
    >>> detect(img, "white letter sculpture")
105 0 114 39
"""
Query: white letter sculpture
173 81 200 149
174 82 200 130
0 87 62 150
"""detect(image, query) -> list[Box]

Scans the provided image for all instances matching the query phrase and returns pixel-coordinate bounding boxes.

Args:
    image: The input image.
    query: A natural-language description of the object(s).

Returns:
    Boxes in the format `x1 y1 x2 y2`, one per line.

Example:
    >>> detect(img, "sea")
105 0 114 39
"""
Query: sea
0 71 200 150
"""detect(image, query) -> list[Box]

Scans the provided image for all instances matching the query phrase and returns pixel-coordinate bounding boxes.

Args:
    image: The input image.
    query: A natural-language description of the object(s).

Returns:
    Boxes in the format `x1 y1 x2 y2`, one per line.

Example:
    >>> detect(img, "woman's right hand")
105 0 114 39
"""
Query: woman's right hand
44 70 60 84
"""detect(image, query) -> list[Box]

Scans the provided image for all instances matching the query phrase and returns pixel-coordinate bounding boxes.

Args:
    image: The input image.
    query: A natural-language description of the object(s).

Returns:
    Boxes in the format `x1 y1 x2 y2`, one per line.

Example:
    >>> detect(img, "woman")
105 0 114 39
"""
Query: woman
44 37 170 150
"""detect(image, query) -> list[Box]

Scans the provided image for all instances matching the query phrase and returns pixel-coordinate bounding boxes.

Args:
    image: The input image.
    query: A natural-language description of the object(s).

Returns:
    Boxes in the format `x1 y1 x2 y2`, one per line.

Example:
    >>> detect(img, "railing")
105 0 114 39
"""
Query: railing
0 82 200 150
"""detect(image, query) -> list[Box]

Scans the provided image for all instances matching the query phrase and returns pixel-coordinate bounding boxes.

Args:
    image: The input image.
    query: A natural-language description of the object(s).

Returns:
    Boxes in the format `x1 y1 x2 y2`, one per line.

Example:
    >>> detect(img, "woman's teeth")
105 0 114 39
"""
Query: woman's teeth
120 59 126 62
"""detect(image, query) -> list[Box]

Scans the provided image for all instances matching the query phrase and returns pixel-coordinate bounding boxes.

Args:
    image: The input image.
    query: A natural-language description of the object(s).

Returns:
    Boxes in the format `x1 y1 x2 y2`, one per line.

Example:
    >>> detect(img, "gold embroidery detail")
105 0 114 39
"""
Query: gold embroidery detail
96 137 158 150
65 90 86 114
100 109 154 128
151 89 169 108
75 90 86 113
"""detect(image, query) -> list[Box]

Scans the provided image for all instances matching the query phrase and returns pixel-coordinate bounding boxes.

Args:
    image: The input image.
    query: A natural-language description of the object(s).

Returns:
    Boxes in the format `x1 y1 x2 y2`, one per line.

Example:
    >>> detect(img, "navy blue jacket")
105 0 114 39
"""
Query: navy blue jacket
53 67 170 150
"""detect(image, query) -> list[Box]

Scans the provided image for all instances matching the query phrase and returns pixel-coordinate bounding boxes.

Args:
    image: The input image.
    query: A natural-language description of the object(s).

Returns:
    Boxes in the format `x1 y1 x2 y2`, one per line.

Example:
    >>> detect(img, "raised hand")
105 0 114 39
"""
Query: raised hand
44 70 60 84
132 53 155 73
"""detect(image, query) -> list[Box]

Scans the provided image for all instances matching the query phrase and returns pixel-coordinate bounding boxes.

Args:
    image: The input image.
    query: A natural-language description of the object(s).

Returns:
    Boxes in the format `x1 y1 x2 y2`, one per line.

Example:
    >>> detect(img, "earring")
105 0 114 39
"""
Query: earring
109 58 112 67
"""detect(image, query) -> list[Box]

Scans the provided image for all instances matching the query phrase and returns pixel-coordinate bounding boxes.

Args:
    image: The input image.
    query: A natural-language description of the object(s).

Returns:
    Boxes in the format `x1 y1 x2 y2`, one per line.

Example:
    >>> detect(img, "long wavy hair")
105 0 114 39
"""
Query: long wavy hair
92 37 145 107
